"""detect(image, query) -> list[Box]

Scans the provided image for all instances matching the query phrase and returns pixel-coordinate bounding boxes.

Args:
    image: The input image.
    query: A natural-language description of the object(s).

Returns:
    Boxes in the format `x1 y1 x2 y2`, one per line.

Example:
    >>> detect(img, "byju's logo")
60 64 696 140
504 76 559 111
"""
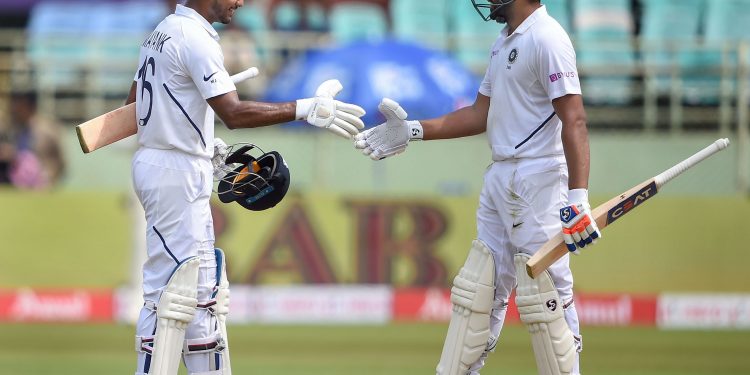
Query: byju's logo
549 71 577 82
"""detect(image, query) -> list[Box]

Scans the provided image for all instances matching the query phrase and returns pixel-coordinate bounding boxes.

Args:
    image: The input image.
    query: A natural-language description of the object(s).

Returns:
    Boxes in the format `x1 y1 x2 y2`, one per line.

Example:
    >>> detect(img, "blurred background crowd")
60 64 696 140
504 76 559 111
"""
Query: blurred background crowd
0 0 749 191
0 0 750 191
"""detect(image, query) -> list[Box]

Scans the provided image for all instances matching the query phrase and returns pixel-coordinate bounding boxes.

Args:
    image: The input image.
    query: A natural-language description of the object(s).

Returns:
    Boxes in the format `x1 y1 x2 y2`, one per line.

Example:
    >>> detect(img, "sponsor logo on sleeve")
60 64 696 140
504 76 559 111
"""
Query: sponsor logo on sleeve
549 71 577 83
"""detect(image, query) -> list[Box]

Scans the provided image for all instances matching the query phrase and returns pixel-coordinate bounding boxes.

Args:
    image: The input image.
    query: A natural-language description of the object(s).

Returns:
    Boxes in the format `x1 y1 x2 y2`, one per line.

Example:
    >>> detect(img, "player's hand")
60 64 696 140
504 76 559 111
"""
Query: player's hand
212 138 230 179
296 79 366 139
560 189 601 254
353 98 423 160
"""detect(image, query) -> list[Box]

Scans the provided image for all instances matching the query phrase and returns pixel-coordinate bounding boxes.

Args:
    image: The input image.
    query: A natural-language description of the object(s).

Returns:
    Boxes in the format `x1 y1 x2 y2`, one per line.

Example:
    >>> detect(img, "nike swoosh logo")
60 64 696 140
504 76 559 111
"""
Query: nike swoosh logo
512 222 523 228
203 71 218 81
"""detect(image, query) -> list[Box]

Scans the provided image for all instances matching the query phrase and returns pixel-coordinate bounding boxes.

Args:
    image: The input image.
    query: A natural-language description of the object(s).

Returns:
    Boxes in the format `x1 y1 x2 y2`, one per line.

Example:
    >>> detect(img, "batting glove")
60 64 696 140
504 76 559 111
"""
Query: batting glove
560 188 601 254
296 79 366 139
212 138 230 180
353 98 423 160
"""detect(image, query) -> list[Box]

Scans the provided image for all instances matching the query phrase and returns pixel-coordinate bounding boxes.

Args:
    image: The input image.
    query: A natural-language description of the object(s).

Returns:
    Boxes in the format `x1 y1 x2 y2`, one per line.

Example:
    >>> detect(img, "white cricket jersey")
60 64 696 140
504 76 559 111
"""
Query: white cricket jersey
134 4 236 159
479 5 581 161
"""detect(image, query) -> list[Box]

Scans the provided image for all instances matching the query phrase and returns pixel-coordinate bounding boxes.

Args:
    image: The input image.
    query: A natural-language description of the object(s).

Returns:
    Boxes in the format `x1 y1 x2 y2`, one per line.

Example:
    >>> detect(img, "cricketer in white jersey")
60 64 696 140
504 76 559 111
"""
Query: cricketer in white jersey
354 1 601 374
123 1 366 374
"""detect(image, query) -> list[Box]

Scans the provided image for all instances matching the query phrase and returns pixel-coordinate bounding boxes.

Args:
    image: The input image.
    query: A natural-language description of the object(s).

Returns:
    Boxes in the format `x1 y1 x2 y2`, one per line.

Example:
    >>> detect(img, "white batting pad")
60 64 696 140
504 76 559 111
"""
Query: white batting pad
514 253 575 375
436 240 496 375
150 257 200 375
214 248 232 374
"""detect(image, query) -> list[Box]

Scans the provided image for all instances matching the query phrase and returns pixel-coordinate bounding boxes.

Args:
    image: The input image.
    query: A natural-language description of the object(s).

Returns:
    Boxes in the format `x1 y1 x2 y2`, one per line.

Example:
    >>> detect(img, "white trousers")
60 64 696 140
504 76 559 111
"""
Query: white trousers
472 156 581 373
131 148 222 374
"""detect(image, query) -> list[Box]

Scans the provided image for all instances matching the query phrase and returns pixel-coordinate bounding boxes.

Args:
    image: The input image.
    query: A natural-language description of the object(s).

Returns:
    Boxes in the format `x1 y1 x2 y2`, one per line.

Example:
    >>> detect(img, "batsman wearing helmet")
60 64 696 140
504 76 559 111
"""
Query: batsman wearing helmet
125 1 365 374
355 1 601 374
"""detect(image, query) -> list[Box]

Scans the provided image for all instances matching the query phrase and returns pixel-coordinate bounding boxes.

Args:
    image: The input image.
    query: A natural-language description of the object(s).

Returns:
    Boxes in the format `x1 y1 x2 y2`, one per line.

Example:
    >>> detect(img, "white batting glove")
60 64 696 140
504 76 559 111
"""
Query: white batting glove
296 79 366 139
560 188 601 254
212 138 230 180
353 98 423 160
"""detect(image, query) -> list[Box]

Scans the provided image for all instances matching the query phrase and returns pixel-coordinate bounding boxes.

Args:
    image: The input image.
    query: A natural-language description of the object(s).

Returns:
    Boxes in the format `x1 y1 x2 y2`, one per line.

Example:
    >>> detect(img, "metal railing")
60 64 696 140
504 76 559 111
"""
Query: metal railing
0 28 748 192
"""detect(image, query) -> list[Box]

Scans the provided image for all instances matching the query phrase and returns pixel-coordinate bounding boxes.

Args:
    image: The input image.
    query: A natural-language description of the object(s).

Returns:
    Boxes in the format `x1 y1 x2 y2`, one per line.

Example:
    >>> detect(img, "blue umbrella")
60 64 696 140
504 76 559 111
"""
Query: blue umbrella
264 39 480 126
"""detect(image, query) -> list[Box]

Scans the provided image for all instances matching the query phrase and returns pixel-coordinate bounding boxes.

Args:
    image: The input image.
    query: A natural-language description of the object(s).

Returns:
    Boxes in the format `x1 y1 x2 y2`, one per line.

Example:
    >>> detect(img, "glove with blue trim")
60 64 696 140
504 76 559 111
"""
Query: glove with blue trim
560 188 601 254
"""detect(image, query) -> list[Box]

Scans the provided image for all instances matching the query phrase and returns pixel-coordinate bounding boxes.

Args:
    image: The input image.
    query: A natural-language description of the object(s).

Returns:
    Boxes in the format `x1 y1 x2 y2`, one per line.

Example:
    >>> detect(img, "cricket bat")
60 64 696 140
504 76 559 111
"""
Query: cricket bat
75 67 260 153
525 138 731 278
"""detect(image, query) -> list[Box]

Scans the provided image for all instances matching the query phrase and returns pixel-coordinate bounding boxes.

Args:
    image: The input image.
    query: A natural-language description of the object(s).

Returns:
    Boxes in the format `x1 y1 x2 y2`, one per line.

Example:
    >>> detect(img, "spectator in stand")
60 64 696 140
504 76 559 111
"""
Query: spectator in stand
0 91 65 189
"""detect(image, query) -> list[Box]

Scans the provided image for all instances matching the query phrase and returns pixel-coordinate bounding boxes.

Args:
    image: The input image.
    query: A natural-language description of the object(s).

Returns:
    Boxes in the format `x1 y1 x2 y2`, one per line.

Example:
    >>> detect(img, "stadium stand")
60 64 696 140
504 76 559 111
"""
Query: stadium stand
329 2 389 45
230 3 270 32
26 1 91 88
447 0 501 72
25 1 166 121
640 0 704 97
699 0 750 131
571 0 638 105
271 1 302 31
639 0 705 130
390 0 449 49
8 0 749 132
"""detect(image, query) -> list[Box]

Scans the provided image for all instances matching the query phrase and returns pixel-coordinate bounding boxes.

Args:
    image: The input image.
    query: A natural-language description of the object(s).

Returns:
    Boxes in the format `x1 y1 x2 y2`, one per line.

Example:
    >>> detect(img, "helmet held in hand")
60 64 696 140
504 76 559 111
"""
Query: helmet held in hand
217 144 290 211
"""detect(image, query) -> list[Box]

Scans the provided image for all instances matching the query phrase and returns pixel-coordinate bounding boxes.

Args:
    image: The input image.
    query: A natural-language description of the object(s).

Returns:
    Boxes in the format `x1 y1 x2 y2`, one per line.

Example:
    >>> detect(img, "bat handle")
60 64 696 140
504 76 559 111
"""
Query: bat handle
654 138 730 188
230 67 259 84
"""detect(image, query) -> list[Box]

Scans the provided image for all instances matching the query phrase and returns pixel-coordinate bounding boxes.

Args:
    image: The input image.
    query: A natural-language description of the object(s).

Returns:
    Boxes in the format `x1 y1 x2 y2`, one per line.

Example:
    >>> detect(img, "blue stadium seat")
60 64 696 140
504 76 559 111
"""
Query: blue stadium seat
329 3 388 45
233 4 270 32
571 0 637 105
27 2 92 88
305 2 328 31
391 0 449 49
640 0 705 101
704 0 750 41
272 1 303 31
27 1 165 90
448 1 501 71
681 0 750 105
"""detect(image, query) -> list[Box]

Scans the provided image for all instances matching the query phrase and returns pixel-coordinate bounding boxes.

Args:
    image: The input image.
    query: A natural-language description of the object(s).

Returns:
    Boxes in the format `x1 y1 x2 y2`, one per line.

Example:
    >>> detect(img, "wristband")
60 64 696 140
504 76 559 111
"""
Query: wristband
295 98 313 120
408 120 424 141
567 188 588 204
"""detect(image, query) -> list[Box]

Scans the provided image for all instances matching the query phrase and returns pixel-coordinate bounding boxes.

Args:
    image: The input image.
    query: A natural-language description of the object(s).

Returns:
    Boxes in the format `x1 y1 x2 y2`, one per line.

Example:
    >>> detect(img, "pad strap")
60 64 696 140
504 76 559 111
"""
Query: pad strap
183 332 226 355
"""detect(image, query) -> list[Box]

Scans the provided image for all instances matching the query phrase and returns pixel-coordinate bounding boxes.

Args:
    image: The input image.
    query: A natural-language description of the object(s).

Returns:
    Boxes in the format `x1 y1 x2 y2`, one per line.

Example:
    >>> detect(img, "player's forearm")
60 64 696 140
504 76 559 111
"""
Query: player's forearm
420 104 487 141
561 118 590 190
219 101 297 129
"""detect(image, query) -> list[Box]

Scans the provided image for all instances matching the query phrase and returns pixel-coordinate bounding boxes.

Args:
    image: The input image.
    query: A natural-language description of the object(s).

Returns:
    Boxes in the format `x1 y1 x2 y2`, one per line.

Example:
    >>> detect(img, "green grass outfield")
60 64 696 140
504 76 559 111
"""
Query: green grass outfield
1 323 748 374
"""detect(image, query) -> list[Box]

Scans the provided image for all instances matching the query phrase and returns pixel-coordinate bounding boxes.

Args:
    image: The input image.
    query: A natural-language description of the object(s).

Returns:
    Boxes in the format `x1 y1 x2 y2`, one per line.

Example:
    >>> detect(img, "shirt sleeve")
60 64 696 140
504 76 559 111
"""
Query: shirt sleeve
182 34 236 99
535 32 581 101
479 64 492 97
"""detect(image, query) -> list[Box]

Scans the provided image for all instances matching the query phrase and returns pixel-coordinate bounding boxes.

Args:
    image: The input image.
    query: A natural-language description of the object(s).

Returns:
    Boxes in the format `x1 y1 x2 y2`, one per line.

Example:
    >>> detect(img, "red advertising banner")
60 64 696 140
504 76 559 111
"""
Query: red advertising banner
0 289 113 323
392 288 658 326
576 293 657 326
